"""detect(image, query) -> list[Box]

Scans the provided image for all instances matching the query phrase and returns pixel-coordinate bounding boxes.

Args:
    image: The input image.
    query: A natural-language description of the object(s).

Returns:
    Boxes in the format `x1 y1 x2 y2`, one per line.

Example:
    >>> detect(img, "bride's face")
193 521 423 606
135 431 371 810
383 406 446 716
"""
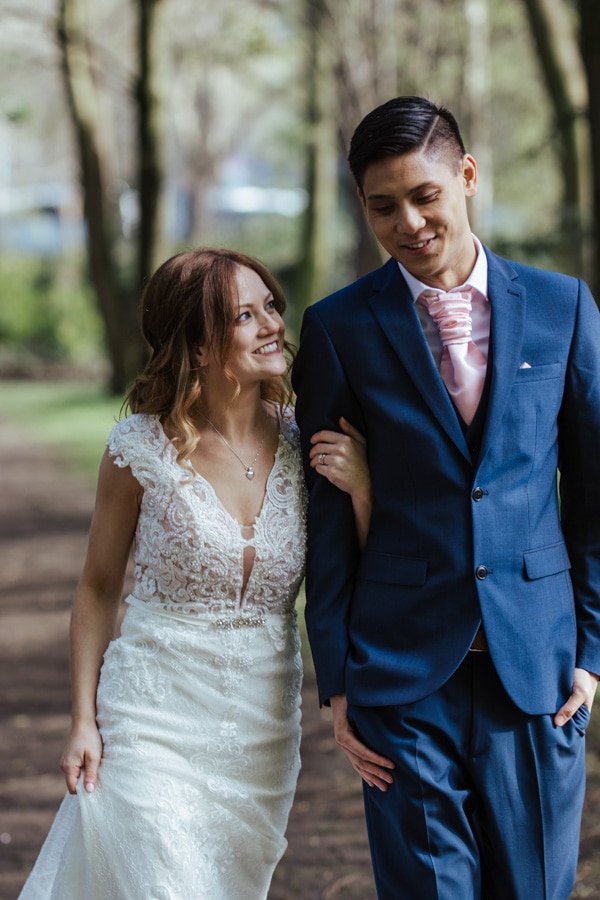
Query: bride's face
222 265 287 385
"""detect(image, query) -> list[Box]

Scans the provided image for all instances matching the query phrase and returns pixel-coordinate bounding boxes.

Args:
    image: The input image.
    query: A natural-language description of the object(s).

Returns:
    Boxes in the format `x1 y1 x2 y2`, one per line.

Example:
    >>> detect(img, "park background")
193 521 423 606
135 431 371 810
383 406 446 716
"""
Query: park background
1 0 600 896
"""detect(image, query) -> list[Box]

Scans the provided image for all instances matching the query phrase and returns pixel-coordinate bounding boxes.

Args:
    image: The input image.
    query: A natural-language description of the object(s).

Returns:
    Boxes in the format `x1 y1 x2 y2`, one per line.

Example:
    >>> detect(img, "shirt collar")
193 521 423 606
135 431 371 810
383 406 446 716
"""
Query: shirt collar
397 234 489 303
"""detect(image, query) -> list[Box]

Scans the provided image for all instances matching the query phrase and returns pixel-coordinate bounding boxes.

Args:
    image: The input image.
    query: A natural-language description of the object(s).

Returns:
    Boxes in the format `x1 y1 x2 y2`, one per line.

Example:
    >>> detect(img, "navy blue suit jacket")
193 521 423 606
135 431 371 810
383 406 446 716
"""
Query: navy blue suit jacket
292 248 600 715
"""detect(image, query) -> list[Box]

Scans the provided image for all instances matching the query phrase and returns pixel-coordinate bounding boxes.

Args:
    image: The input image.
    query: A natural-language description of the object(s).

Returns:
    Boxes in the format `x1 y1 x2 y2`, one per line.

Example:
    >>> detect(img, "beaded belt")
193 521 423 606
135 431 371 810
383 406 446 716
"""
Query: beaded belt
125 595 267 629
214 615 265 629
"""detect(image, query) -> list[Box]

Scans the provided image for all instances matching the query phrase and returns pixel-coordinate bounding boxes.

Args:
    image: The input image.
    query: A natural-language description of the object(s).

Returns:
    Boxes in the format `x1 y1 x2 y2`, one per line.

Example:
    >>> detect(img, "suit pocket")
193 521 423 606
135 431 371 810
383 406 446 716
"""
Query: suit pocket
514 361 562 382
523 541 571 580
572 703 591 736
357 550 428 586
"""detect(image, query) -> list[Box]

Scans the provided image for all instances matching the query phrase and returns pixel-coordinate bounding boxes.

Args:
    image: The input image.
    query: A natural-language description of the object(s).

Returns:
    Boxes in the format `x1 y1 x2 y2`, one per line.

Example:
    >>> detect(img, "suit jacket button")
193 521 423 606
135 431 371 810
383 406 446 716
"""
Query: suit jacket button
472 487 484 501
475 565 488 580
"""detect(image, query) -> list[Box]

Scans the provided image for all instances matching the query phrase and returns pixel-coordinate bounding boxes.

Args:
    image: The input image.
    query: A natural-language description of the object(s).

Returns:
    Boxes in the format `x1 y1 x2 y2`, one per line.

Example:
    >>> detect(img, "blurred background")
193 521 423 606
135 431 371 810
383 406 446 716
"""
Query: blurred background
0 0 599 403
2 5 600 896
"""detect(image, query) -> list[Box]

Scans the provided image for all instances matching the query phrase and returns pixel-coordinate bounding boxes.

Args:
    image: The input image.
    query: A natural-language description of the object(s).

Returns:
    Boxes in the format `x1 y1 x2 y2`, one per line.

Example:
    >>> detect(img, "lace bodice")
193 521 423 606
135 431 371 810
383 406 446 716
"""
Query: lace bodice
107 412 307 618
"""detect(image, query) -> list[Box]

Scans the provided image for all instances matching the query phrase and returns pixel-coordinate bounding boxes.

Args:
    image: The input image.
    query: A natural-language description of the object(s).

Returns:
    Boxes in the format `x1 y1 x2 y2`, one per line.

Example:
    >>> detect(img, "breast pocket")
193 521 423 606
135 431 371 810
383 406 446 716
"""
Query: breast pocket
502 362 564 452
514 361 562 383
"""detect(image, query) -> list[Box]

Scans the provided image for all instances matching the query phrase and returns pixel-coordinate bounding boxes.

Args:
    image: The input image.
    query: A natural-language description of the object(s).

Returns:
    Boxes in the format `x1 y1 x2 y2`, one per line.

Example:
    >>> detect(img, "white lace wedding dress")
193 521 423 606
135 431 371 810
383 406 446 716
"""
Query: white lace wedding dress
19 411 307 900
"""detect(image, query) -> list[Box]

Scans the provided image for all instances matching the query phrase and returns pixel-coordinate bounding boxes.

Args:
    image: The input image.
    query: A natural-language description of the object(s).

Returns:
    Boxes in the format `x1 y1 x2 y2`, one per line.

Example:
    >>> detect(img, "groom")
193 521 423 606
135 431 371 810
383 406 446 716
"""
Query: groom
292 96 600 898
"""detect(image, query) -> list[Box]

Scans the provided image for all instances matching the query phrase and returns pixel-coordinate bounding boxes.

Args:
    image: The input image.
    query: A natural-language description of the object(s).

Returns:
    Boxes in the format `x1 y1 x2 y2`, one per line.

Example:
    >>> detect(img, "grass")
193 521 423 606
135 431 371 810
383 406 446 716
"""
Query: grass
0 379 124 477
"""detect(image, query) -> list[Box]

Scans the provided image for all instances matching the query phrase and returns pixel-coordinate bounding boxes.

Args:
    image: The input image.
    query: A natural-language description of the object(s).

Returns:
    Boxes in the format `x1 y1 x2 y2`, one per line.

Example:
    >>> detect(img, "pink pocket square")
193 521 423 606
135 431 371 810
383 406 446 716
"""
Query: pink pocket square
519 362 532 369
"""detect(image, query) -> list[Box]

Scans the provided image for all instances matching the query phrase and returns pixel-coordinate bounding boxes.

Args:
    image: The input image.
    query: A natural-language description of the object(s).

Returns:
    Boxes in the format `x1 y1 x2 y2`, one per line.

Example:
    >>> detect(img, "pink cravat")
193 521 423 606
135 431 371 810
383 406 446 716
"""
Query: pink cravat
418 287 487 425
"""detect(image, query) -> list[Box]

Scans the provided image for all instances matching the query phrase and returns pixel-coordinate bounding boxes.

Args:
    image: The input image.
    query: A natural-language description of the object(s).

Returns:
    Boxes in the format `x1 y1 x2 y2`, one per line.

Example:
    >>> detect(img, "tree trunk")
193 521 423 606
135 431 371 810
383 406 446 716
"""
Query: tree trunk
293 0 339 330
521 0 591 279
578 0 600 298
136 0 162 292
57 0 129 393
57 0 162 393
463 0 493 240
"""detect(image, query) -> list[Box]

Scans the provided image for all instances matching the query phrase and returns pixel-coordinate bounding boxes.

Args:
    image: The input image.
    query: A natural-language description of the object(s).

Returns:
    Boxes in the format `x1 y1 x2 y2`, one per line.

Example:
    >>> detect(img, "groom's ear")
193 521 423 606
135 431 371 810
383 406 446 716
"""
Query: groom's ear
357 186 367 213
461 154 478 198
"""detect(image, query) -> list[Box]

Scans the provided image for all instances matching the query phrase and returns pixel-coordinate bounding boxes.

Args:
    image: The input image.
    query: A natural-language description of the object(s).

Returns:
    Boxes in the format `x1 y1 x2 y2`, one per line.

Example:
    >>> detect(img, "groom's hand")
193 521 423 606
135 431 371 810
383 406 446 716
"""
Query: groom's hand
330 693 395 791
554 667 599 727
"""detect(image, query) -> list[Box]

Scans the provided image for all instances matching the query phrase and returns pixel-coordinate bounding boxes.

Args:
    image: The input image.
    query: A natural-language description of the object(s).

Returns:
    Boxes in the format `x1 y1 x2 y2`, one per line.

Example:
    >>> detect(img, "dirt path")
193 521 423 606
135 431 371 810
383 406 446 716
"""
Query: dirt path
0 417 598 899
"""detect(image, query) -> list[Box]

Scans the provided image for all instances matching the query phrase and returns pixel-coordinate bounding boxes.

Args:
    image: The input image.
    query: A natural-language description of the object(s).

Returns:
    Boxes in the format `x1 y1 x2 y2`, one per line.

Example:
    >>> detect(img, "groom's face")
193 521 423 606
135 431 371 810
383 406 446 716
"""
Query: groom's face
358 148 478 292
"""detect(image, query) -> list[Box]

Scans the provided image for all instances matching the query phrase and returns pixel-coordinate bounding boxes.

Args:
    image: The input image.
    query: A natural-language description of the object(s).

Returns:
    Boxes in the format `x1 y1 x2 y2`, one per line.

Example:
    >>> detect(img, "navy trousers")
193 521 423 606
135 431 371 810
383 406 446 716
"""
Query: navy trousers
348 653 587 900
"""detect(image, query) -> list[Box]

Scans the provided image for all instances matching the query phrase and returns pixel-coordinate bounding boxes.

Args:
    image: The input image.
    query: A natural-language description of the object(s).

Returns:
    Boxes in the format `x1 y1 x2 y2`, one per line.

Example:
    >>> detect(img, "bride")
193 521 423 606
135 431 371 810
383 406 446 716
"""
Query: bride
18 247 374 900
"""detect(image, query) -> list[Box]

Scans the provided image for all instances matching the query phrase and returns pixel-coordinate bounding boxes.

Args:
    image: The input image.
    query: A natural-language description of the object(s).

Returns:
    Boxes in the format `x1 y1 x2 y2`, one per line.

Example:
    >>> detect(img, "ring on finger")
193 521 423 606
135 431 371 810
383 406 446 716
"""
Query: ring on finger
319 452 327 466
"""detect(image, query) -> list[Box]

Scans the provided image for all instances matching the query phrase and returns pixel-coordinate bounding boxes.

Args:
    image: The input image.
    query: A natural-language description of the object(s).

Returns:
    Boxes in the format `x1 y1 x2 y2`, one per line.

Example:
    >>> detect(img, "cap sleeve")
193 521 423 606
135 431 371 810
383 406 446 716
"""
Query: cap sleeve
106 414 164 490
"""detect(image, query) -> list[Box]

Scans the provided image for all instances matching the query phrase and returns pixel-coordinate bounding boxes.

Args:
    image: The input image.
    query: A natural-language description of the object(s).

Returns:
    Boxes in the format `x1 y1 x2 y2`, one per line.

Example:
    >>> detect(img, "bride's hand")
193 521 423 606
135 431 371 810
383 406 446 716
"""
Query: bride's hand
330 694 394 791
60 721 103 795
310 417 371 501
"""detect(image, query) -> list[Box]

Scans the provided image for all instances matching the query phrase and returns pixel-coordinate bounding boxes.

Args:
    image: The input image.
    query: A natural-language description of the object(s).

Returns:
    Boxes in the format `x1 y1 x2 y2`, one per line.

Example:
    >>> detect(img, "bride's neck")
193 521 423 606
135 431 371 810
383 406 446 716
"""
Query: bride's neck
195 390 267 443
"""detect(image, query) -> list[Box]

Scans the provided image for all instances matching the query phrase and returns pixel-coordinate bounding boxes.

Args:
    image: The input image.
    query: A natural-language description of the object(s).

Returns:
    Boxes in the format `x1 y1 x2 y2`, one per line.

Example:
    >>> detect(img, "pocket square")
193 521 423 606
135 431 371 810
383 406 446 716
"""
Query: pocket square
519 362 532 369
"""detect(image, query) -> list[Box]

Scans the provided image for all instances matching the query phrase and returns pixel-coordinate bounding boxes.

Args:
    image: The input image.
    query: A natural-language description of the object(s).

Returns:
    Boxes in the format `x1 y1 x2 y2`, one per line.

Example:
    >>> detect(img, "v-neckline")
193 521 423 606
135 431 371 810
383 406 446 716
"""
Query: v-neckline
157 416 283 531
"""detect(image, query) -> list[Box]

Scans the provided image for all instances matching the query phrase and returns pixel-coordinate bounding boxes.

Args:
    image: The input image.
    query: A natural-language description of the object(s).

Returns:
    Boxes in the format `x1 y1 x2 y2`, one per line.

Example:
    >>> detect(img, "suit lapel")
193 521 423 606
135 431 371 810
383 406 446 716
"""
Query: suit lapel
367 259 471 460
478 250 526 465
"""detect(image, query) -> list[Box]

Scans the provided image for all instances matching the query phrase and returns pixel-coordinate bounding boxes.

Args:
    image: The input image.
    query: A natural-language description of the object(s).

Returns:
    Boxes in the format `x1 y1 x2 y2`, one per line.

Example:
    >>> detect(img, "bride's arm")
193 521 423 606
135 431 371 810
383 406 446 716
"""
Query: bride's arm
309 417 372 550
60 450 141 794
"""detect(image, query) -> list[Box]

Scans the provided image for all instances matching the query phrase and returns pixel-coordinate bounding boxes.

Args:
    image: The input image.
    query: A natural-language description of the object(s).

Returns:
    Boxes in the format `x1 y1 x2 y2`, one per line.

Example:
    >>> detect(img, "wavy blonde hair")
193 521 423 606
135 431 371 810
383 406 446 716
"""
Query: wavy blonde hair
124 247 295 468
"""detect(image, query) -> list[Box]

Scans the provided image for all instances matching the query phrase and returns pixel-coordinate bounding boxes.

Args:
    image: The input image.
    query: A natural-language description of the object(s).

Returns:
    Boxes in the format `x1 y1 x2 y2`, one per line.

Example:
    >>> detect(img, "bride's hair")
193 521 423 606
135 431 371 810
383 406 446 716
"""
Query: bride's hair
124 247 295 468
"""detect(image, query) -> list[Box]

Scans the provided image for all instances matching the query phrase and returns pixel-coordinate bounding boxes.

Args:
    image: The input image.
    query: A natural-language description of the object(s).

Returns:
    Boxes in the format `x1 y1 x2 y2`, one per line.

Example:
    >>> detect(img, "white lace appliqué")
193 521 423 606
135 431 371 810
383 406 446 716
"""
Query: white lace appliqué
106 412 307 618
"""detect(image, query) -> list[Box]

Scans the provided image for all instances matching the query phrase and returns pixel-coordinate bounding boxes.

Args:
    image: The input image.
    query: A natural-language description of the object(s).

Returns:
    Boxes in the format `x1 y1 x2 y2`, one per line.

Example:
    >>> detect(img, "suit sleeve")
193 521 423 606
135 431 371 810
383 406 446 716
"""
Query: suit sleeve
558 280 600 676
292 304 366 705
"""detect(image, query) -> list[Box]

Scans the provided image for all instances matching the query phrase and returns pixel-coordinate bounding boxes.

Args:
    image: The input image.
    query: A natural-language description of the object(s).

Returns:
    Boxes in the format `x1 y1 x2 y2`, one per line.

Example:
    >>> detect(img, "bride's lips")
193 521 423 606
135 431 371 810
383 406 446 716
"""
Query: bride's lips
253 341 280 355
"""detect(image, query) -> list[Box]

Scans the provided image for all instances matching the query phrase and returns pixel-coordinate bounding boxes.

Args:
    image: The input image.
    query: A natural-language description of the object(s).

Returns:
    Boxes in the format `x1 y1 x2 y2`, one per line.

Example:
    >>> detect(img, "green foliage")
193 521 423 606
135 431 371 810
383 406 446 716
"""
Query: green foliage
4 104 30 124
0 255 105 366
0 0 595 378
0 380 123 476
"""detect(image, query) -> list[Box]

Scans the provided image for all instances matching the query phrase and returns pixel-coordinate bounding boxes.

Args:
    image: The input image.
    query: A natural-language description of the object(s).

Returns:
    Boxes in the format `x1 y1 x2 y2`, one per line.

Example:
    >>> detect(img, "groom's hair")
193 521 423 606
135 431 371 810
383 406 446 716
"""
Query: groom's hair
348 96 466 190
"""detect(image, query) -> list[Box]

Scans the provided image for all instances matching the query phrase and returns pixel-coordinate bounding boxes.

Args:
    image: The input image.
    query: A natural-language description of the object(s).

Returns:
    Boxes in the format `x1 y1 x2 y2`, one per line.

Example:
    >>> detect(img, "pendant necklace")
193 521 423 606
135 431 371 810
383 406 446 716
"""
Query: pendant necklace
199 410 268 480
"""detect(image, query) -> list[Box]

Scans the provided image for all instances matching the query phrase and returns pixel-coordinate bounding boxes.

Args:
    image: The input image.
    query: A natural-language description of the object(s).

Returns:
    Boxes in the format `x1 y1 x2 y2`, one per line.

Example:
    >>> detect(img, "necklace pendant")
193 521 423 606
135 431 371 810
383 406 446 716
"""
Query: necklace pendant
245 467 255 480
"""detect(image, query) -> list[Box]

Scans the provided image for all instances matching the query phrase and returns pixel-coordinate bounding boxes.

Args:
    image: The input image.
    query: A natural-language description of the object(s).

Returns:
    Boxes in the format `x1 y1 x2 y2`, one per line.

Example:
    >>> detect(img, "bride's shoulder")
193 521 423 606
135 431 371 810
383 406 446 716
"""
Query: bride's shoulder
108 413 160 445
107 414 164 470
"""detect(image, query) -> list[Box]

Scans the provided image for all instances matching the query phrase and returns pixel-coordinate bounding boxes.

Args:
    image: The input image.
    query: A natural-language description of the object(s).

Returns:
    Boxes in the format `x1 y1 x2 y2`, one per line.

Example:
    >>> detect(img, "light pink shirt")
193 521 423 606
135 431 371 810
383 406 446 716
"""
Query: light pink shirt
397 235 491 369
